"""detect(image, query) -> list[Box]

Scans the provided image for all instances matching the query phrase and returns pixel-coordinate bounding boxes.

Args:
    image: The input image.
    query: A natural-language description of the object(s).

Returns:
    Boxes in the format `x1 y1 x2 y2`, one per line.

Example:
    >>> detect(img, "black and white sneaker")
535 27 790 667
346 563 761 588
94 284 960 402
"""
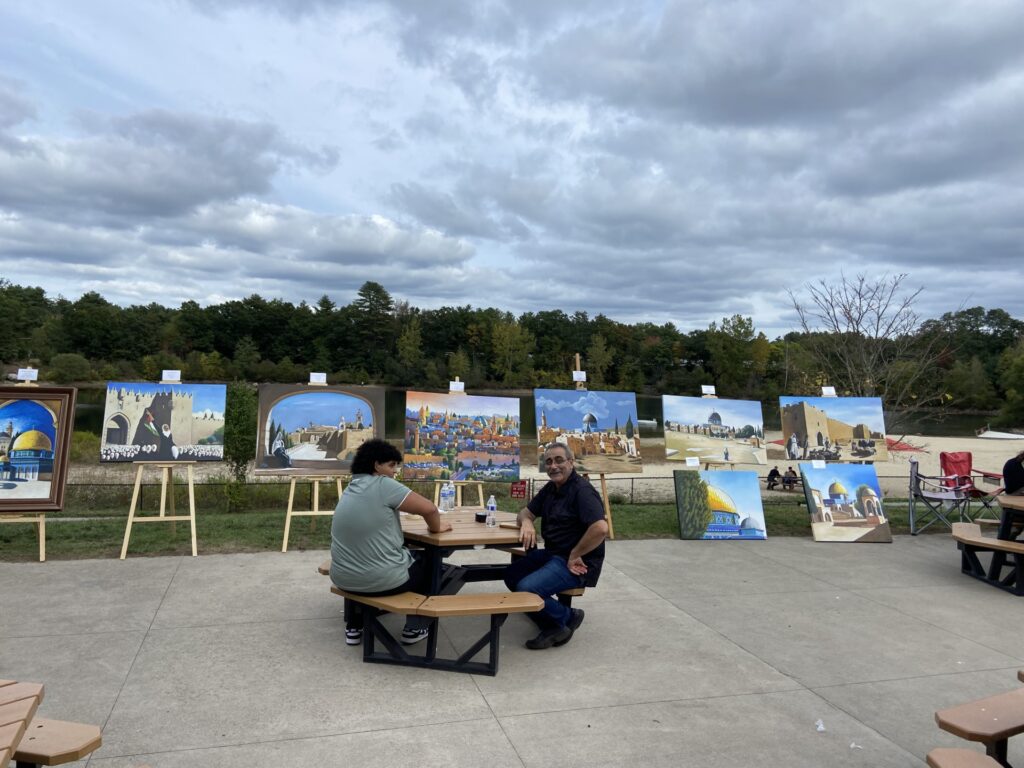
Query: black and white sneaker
345 628 362 646
400 628 430 645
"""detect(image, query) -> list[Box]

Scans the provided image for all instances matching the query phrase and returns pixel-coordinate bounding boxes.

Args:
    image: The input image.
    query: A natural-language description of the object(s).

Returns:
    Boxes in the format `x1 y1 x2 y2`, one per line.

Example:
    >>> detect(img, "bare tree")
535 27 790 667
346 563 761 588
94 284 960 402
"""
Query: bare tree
788 274 950 429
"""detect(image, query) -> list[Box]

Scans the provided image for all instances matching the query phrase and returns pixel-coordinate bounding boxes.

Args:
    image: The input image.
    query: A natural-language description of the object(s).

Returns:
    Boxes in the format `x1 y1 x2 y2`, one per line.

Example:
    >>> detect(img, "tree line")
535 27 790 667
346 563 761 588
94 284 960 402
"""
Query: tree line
2 277 1022 426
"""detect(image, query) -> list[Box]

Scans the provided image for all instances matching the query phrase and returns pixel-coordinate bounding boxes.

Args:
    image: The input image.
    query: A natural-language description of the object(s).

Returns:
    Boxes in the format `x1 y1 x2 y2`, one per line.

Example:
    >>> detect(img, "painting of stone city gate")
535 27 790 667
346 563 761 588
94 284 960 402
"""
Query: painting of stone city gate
100 382 226 462
768 396 889 463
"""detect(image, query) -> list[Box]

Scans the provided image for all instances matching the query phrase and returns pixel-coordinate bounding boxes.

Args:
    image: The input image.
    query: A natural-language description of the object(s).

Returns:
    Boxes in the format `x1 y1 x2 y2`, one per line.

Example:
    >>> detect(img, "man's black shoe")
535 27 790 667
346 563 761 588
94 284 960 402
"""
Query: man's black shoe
553 608 585 647
525 625 571 650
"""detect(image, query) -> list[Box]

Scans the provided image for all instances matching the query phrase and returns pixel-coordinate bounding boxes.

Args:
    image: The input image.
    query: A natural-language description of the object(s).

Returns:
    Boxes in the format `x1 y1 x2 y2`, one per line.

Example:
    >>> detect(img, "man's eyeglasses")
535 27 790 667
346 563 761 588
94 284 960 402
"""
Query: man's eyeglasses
544 456 569 466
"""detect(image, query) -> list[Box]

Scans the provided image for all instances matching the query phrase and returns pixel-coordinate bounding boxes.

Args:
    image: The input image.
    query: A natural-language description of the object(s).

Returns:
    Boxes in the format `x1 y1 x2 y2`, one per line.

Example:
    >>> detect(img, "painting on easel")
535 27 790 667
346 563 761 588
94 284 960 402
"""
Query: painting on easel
662 395 766 465
100 382 226 462
0 386 77 510
254 384 384 475
534 388 642 474
768 396 889 463
403 391 520 481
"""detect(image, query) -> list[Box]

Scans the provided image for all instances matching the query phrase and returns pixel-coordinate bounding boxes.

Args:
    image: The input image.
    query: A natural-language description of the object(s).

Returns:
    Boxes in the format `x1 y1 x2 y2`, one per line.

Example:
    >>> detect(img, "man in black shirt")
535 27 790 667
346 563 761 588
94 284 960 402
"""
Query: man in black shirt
504 443 608 650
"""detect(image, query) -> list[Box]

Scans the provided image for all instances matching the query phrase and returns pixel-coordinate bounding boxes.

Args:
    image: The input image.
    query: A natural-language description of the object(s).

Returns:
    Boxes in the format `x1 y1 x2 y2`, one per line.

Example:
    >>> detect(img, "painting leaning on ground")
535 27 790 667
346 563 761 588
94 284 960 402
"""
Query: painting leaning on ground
534 388 642 474
100 382 227 462
800 463 892 543
673 469 767 541
403 391 521 482
254 384 384 475
662 395 767 465
769 396 889 463
0 386 77 510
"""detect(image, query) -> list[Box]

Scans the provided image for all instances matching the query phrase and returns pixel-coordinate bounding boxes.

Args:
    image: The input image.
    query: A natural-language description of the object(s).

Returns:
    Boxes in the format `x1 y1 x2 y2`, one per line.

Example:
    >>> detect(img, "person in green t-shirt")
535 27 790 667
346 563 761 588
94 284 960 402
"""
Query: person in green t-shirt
330 439 452 646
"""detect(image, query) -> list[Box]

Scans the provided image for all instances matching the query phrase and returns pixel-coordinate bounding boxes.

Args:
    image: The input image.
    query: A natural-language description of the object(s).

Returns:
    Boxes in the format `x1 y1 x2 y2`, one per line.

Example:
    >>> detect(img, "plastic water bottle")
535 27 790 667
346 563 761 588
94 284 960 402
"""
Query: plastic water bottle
440 481 455 512
485 495 498 527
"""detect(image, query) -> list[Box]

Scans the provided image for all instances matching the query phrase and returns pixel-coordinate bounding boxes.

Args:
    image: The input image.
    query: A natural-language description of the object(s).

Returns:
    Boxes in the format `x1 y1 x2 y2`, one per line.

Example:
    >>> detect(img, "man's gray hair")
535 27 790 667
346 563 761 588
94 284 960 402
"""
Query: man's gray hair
543 442 575 461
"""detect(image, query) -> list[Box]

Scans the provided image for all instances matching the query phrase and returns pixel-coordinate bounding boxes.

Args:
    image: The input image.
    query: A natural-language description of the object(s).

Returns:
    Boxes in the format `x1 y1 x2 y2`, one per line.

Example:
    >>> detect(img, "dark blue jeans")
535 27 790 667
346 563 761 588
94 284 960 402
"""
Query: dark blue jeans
504 548 585 629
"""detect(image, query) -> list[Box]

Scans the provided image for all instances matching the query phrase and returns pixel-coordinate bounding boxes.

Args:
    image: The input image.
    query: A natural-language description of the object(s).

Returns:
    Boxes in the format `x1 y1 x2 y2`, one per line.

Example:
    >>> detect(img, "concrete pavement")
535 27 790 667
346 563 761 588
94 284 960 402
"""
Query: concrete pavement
2 536 1023 767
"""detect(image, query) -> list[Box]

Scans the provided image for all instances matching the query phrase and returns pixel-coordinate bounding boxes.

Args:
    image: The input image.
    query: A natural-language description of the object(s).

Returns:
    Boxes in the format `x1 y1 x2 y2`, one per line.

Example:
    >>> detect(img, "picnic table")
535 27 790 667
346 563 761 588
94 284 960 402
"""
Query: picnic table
0 679 43 768
997 495 1024 541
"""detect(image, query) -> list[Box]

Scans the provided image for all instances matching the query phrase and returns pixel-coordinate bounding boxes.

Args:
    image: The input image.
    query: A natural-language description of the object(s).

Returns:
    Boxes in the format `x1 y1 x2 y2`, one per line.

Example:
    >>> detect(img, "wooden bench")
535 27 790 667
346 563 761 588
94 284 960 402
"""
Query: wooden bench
328 586 541 676
935 686 1024 766
927 747 1002 768
951 523 1024 595
12 719 101 767
499 548 586 606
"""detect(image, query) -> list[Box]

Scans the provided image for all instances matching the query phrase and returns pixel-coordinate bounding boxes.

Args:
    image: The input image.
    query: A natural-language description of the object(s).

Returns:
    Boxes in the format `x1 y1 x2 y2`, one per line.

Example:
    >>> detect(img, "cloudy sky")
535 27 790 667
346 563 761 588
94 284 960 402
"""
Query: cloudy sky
1 0 1022 336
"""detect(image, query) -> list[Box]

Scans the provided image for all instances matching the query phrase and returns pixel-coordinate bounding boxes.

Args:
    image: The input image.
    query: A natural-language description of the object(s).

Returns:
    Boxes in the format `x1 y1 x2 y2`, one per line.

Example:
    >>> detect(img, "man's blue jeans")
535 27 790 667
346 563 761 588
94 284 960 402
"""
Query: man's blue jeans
504 549 584 629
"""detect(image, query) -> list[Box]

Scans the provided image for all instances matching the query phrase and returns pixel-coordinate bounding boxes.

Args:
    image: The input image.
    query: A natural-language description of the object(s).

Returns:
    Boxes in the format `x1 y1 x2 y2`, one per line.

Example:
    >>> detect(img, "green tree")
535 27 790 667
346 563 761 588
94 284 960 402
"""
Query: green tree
491 320 535 384
232 336 261 380
47 353 93 383
997 339 1024 426
350 281 397 376
674 471 712 539
944 357 999 410
448 348 470 381
0 280 52 362
396 316 425 377
586 333 614 386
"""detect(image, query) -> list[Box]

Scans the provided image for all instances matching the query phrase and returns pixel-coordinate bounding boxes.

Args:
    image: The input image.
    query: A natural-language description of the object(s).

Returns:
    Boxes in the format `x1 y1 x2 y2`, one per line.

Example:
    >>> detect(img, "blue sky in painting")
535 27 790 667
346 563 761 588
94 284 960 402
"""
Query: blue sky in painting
799 463 884 499
0 399 56 442
779 396 887 434
663 396 764 429
269 391 374 432
699 470 766 527
107 382 226 413
534 389 638 433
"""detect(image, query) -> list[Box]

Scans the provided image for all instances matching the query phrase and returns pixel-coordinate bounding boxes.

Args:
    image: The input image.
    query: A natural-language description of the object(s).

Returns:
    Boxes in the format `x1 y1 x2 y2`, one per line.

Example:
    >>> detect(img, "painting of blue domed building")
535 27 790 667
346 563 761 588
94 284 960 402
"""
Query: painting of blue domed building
534 389 642 474
0 386 77 510
799 463 891 542
663 395 766 465
674 470 766 540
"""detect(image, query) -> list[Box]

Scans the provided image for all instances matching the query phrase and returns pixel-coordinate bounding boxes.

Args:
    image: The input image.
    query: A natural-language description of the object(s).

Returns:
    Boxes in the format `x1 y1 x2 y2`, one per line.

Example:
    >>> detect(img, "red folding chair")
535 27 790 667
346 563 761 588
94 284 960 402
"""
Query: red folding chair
939 451 1004 521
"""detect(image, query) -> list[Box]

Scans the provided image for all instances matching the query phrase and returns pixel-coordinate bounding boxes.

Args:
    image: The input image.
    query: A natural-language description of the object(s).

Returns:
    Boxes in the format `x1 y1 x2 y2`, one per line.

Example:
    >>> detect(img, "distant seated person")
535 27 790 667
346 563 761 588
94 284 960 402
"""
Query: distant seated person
782 467 798 490
766 466 781 490
329 439 452 647
1004 449 1024 495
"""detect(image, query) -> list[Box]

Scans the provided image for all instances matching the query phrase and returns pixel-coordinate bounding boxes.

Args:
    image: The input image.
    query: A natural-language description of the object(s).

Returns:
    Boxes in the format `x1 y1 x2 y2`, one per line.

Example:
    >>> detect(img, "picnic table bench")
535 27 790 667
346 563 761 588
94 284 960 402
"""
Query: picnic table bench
935 684 1024 766
0 680 101 768
952 523 1024 595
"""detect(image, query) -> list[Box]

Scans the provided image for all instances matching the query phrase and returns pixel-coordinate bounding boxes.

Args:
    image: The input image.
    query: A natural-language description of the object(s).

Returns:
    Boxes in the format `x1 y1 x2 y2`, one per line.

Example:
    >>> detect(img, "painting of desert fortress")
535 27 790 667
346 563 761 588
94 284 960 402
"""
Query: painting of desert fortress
534 389 642 475
800 463 891 543
768 396 889 463
255 385 382 475
663 395 766 465
403 391 520 482
100 382 226 462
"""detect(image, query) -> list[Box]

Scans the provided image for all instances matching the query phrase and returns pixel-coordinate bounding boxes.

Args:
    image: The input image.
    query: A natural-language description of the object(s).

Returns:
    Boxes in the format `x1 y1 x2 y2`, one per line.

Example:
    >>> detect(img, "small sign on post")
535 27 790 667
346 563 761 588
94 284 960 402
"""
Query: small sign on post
448 379 465 392
510 480 528 500
821 386 836 397
16 368 38 383
700 384 716 396
309 372 327 385
161 369 182 383
685 457 700 467
811 459 826 469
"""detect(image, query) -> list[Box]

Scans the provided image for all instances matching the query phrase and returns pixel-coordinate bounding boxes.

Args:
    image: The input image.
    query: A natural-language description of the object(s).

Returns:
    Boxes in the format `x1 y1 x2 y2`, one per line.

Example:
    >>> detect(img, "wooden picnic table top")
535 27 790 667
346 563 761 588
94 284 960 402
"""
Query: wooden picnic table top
0 679 44 768
998 496 1024 513
401 508 523 548
935 687 1024 745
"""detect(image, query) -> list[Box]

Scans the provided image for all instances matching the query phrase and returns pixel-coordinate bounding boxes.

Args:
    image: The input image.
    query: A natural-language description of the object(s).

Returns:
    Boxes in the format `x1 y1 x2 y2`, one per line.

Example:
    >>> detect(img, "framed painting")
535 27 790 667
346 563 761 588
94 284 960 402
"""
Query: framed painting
0 386 77 511
254 384 385 476
663 395 766 465
799 463 891 542
100 382 227 462
673 469 767 540
403 391 520 482
768 396 889 463
534 388 642 474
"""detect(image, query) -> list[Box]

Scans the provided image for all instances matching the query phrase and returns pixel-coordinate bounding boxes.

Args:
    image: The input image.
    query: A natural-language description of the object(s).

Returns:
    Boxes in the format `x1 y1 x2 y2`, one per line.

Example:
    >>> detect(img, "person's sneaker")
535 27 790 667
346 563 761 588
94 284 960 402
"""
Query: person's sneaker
525 625 572 650
400 627 430 645
553 608 585 647
345 628 362 646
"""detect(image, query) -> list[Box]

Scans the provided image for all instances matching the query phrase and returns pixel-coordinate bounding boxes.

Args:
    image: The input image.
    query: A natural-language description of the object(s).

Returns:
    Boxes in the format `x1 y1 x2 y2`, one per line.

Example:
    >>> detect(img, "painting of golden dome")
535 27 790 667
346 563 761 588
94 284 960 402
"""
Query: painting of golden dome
11 429 53 453
706 485 737 514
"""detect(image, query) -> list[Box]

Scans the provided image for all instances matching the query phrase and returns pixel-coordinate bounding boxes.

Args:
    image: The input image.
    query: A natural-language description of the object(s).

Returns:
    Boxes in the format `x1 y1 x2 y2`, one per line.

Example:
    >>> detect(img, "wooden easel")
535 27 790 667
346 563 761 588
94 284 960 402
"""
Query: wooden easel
282 475 344 552
432 479 485 508
572 353 615 539
120 462 197 558
1 376 46 560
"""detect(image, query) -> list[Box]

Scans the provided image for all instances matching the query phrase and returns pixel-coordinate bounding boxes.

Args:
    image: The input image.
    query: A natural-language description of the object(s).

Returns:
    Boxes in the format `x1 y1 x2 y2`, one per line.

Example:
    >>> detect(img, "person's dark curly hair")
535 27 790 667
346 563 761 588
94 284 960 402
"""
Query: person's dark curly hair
350 439 403 475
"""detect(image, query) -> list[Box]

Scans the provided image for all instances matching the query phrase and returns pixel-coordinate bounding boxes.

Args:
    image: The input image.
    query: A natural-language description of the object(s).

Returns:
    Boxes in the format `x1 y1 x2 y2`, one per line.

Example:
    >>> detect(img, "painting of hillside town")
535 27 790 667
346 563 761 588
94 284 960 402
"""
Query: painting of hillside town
254 384 383 475
663 395 766 465
403 391 520 482
534 389 642 474
100 382 227 462
0 386 77 510
768 396 889 463
800 463 891 543
673 470 767 540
